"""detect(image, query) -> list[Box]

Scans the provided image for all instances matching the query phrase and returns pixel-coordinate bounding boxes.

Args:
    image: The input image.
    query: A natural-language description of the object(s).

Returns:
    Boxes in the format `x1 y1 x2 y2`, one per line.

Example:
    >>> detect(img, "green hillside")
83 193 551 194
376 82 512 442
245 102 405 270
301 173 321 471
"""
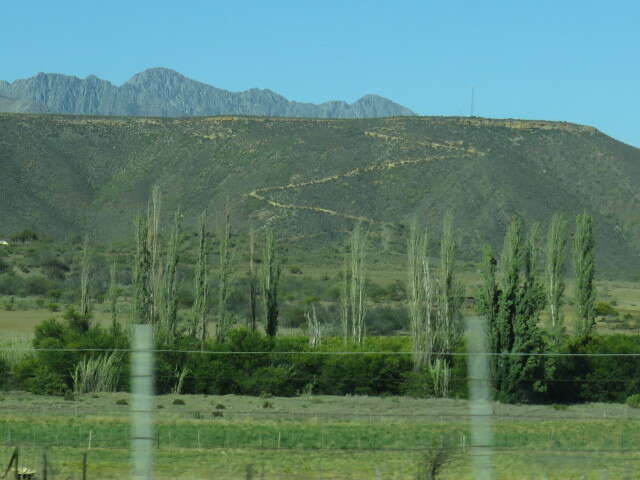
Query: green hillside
1 113 639 274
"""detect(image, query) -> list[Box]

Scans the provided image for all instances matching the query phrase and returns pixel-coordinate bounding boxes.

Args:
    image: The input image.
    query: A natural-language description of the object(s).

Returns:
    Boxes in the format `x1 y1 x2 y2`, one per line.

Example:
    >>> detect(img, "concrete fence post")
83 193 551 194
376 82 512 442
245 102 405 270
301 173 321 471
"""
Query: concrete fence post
131 324 154 480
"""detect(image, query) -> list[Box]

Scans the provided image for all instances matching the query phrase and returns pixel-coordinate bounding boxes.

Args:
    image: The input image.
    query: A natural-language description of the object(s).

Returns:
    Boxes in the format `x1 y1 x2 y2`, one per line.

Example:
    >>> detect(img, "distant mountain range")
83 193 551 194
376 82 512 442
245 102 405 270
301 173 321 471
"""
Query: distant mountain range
0 68 415 118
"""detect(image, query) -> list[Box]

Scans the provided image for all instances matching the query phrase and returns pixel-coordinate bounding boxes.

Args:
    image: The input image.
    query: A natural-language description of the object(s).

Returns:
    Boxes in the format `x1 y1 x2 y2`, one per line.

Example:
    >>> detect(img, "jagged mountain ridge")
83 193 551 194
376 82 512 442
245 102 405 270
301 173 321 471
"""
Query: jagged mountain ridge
0 68 415 118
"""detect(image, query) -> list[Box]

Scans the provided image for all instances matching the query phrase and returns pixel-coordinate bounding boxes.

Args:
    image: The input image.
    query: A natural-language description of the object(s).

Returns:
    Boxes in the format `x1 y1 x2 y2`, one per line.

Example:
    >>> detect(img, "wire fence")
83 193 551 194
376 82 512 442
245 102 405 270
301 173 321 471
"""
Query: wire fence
2 343 640 478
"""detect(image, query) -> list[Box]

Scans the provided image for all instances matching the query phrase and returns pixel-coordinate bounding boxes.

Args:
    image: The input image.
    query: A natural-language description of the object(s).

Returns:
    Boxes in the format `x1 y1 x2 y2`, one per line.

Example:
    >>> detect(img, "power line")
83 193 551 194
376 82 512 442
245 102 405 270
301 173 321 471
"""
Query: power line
4 346 640 357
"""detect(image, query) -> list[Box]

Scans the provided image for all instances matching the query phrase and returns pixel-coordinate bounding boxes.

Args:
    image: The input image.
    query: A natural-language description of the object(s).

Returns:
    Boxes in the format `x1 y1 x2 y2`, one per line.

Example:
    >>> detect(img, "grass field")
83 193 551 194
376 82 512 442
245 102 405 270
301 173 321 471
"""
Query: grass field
1 392 640 479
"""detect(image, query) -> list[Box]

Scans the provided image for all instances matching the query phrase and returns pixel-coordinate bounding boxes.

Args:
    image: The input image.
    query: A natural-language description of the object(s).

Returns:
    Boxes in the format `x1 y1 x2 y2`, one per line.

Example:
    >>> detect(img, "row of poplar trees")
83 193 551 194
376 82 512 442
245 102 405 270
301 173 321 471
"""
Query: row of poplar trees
117 185 596 404
477 212 596 402
128 187 281 346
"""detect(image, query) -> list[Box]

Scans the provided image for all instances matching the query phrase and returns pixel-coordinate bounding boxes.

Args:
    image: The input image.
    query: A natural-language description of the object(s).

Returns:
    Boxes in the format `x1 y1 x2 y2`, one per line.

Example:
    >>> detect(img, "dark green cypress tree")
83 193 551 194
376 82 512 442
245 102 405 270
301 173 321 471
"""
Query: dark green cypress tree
477 217 547 403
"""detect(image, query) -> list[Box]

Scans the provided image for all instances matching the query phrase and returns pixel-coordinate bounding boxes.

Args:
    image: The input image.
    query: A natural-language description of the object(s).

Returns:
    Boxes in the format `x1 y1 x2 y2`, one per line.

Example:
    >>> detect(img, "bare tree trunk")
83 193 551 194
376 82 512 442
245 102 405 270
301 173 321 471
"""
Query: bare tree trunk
407 221 433 369
216 203 234 342
306 304 322 348
339 256 350 344
148 186 163 326
438 212 464 354
163 209 181 337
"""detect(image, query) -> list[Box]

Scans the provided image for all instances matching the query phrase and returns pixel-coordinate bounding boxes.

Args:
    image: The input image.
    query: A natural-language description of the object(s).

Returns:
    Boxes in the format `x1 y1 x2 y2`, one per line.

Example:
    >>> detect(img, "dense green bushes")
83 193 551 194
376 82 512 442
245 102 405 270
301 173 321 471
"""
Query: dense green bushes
7 308 129 395
549 334 640 403
4 310 640 404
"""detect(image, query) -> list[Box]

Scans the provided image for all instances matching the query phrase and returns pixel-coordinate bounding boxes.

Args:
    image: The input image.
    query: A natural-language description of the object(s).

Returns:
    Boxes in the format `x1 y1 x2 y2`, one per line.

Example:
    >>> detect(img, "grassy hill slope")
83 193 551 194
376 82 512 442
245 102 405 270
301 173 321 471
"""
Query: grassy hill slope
1 113 639 274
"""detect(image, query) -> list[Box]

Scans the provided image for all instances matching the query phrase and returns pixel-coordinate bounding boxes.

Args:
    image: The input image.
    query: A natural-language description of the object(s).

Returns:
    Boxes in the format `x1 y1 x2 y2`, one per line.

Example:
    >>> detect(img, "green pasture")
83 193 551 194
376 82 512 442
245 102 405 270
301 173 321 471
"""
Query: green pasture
1 393 640 478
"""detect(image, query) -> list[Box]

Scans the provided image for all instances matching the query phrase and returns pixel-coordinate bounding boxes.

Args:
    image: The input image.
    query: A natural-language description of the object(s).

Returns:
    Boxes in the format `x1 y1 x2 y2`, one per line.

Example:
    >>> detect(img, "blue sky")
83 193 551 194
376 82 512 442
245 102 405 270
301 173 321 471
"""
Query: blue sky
3 1 639 146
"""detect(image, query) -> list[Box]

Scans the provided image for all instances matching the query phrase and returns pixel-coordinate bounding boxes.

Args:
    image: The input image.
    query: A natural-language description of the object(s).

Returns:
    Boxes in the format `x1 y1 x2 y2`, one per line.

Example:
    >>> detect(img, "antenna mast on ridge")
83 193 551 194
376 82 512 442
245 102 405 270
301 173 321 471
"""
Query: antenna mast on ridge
470 86 475 117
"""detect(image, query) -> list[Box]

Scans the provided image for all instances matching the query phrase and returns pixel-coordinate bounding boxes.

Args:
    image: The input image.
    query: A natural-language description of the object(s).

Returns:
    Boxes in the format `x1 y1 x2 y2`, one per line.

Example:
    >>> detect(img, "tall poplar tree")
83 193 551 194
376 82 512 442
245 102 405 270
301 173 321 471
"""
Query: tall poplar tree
216 203 234 342
132 214 152 325
573 212 596 337
192 211 209 347
546 214 568 337
262 228 281 337
248 229 258 332
162 209 181 336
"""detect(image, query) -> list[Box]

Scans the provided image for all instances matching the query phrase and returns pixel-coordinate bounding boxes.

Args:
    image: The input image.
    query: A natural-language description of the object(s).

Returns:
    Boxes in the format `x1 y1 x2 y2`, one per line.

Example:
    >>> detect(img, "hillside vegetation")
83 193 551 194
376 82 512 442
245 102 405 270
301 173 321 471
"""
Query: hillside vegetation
1 113 640 274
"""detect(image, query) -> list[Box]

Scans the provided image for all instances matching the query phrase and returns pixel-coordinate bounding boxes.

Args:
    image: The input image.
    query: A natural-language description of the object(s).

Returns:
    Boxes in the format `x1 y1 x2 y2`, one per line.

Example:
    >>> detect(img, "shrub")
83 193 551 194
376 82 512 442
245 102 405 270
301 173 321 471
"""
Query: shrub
242 366 297 397
215 403 226 409
14 356 66 396
626 394 640 409
549 334 640 403
262 401 274 409
0 357 9 390
11 229 38 243
595 302 618 317
173 398 186 405
115 398 128 405
367 306 408 335
3 296 15 311
24 275 52 296
0 258 10 274
42 259 70 280
288 265 303 275
0 275 23 295
212 411 224 418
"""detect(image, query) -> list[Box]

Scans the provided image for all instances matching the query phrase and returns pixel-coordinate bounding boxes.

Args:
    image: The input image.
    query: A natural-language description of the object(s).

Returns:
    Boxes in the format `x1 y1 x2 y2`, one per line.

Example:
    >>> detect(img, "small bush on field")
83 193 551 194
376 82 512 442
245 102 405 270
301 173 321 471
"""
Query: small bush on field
626 394 640 408
64 390 75 401
157 405 164 409
13 356 66 396
3 296 15 311
173 398 186 405
552 404 568 411
215 403 225 409
115 398 128 405
367 306 408 335
24 275 54 296
262 401 274 409
595 301 618 317
212 411 223 418
0 258 10 274
0 358 9 389
0 274 24 296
